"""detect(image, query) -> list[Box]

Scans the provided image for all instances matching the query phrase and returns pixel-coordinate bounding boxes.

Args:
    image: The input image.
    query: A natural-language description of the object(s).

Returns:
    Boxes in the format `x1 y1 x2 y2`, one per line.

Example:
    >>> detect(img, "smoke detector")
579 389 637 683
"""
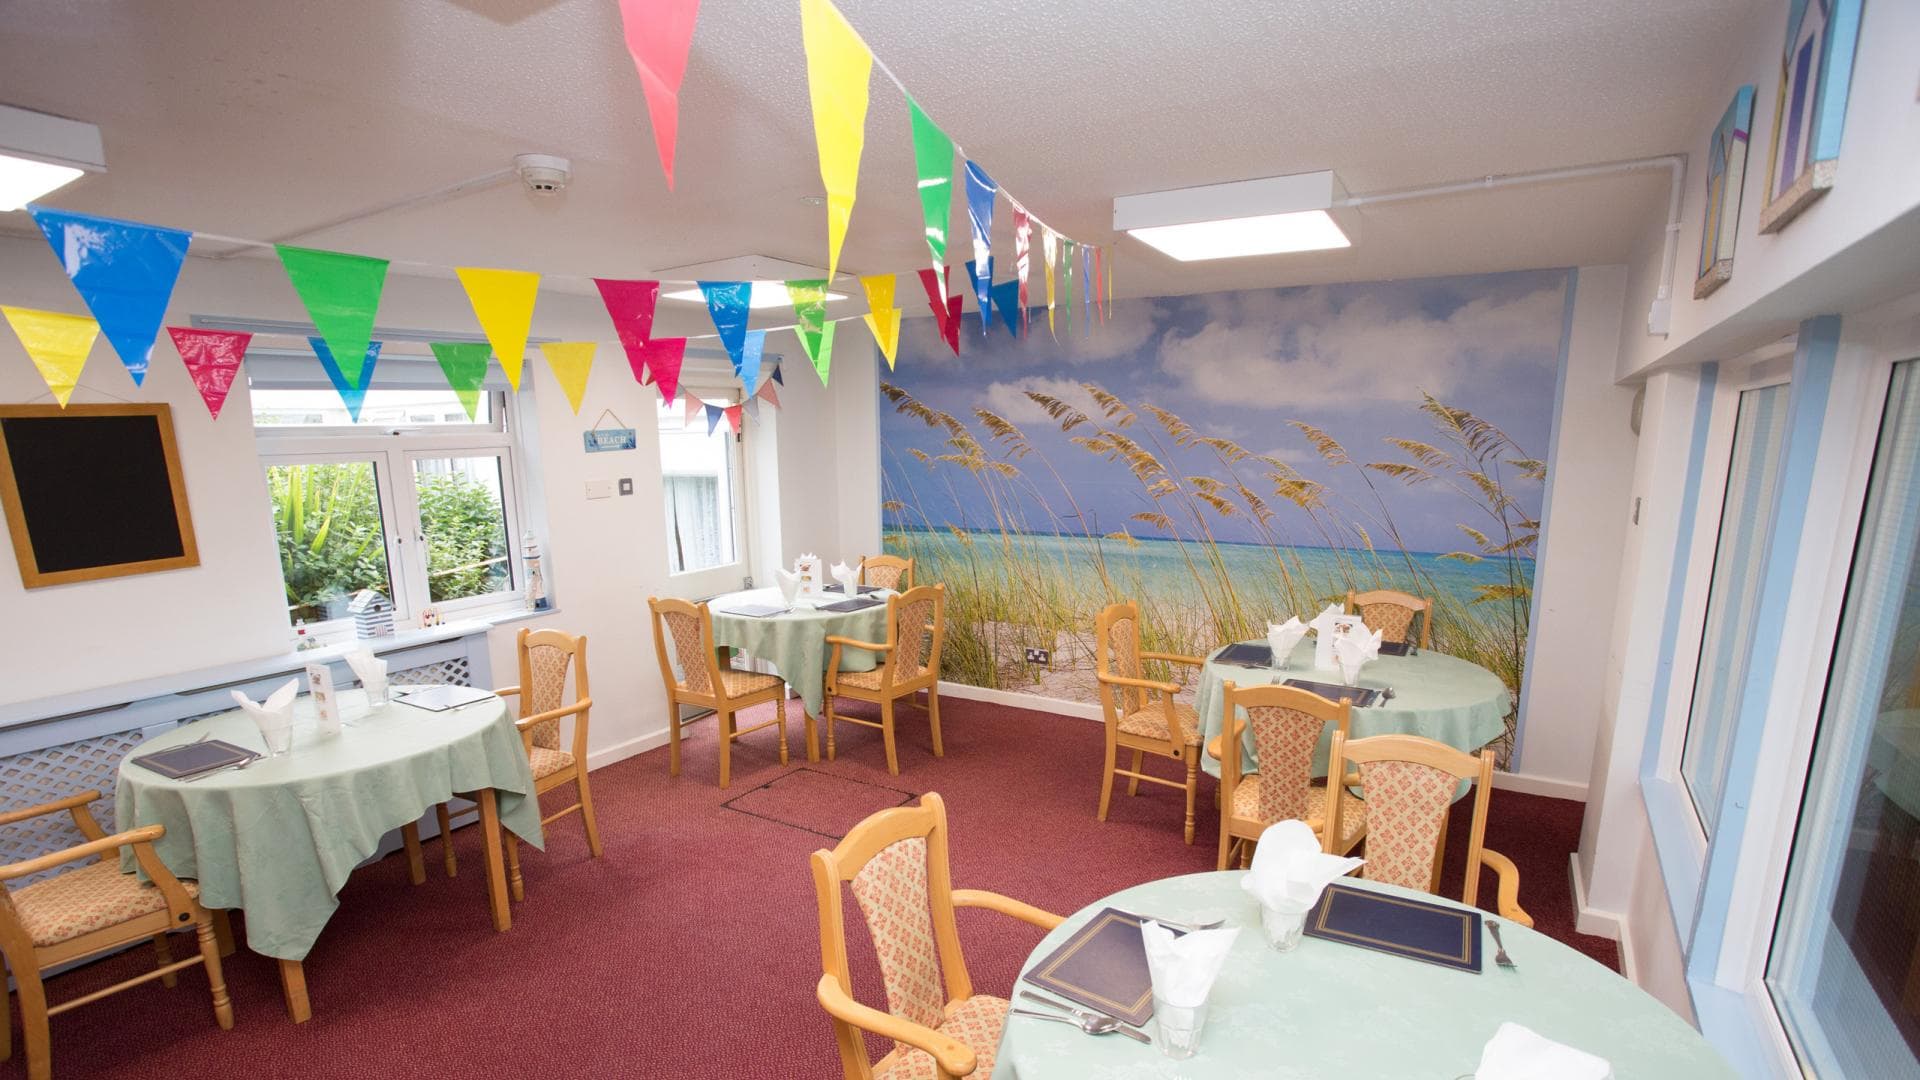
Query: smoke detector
515 154 571 194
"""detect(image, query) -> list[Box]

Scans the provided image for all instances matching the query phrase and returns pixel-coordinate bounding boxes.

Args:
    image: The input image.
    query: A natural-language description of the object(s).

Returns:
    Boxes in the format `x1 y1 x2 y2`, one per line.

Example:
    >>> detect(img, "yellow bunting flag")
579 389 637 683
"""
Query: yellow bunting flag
540 341 597 415
1041 228 1059 339
454 267 540 390
858 273 901 369
3 306 99 407
799 0 872 284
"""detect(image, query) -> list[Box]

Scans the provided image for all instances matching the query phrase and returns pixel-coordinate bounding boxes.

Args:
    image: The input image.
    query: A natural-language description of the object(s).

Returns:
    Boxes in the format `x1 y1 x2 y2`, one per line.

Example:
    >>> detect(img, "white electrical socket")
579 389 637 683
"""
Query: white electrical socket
585 479 613 499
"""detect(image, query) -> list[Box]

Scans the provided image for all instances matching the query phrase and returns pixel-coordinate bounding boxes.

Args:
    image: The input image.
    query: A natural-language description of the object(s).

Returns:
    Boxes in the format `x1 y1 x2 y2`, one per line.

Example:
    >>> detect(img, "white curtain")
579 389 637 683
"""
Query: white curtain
664 475 722 573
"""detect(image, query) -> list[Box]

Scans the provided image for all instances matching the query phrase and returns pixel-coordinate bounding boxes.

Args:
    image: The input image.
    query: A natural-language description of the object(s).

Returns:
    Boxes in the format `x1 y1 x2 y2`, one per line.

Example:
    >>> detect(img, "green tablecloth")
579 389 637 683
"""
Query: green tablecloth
1193 639 1509 778
115 690 542 961
997 871 1735 1078
708 587 893 716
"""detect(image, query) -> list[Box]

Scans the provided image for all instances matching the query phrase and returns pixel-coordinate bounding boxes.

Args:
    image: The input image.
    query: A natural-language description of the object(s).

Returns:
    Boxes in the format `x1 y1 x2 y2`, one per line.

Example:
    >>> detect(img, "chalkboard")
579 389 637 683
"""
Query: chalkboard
0 403 200 588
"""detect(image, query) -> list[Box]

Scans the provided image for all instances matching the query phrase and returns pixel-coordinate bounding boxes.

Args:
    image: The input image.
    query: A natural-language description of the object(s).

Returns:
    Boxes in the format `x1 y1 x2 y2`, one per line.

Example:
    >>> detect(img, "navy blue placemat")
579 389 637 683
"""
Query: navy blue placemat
817 597 883 613
1281 678 1381 707
1024 908 1163 1026
1303 882 1482 972
1215 642 1274 668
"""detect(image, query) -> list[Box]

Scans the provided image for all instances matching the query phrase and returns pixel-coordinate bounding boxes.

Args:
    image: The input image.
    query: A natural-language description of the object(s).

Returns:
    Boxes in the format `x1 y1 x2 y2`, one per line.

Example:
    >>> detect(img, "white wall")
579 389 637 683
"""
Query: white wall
0 233 878 768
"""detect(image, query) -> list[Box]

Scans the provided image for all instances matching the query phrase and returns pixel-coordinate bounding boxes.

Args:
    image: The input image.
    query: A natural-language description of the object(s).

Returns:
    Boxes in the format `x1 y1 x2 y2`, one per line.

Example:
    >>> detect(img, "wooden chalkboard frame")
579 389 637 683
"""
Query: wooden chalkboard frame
0 403 201 588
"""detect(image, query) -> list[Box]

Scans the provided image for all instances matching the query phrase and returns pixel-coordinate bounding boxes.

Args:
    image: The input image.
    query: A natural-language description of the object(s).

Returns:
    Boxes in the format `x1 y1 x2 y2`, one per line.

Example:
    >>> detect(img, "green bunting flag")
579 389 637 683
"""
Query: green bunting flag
276 245 388 385
908 97 954 296
786 279 836 385
429 341 493 420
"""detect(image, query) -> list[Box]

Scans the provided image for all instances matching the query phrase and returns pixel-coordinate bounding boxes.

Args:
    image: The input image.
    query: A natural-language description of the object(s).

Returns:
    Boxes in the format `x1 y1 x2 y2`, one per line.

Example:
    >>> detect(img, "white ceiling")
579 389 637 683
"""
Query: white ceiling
0 0 1758 309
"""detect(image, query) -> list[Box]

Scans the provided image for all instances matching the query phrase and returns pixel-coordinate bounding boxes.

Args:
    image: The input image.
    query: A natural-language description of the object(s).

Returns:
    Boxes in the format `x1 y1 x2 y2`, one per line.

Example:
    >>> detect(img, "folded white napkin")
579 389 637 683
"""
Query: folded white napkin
230 678 298 739
1266 617 1308 663
774 566 803 606
1141 920 1240 1009
1332 627 1383 686
1241 819 1365 908
1474 1022 1612 1080
343 648 387 697
830 560 860 595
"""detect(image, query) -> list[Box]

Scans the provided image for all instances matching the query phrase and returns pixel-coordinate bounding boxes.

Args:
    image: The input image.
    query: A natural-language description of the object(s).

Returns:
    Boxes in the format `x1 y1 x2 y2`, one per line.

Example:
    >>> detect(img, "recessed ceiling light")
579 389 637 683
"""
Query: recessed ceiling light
663 282 848 309
0 104 106 211
1114 170 1351 261
0 157 84 212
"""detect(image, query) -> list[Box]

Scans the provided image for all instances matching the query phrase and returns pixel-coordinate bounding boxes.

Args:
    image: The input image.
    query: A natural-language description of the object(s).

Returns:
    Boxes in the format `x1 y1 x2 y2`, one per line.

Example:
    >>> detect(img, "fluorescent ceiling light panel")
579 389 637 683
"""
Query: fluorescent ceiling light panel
0 104 105 210
664 282 847 308
1114 170 1350 261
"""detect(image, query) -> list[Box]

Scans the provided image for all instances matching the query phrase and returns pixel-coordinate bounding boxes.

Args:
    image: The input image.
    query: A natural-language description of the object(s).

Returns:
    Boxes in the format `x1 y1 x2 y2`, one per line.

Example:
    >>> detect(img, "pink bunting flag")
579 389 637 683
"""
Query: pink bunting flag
167 327 252 420
617 0 702 190
916 267 962 357
637 337 688 405
1013 206 1032 336
594 278 662 385
756 379 781 408
684 391 704 427
724 404 742 434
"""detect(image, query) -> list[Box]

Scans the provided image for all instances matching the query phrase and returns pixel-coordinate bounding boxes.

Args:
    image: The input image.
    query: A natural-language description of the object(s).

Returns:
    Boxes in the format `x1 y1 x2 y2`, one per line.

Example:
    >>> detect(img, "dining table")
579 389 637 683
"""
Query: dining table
1192 637 1510 779
705 585 895 723
995 871 1736 1078
114 687 543 1022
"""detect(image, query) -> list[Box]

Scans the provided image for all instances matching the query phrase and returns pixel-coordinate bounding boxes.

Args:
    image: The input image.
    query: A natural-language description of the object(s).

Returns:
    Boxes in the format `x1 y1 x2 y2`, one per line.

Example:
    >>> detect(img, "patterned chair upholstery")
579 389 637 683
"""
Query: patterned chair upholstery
1094 601 1206 843
1347 588 1433 648
825 585 946 776
813 794 1063 1080
860 554 915 592
1214 684 1367 870
1324 732 1533 927
648 598 794 789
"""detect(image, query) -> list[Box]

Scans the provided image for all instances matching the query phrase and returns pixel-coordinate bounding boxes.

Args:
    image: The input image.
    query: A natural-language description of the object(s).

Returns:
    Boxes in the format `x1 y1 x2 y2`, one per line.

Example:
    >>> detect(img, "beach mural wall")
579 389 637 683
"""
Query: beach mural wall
878 268 1571 765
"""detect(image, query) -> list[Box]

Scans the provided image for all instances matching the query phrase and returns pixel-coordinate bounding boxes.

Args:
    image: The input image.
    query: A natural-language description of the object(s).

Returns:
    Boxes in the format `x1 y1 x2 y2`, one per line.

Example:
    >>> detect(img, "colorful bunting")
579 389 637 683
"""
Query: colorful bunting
858 273 901 369
617 0 702 190
907 97 955 295
786 279 832 372
683 392 704 426
1062 238 1075 336
1105 249 1114 320
806 320 837 385
454 267 538 391
705 402 725 435
307 336 381 422
756 378 781 408
743 395 760 420
1081 243 1094 332
1094 246 1105 321
4 306 98 407
429 341 492 421
738 329 767 391
593 278 661 385
539 341 596 415
990 280 1021 337
916 267 962 357
799 0 872 284
27 206 189 387
1013 207 1032 335
772 363 785 385
167 327 251 420
699 281 751 373
276 245 387 385
1042 228 1059 338
637 337 689 404
724 403 742 434
964 259 993 333
963 161 997 323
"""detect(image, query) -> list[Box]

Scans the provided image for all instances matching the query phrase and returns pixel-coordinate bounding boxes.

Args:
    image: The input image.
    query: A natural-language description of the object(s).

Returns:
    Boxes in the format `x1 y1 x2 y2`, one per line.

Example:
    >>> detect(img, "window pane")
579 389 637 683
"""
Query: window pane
265 461 393 624
1682 382 1791 836
1767 361 1920 1076
657 397 739 574
253 388 493 427
413 456 513 602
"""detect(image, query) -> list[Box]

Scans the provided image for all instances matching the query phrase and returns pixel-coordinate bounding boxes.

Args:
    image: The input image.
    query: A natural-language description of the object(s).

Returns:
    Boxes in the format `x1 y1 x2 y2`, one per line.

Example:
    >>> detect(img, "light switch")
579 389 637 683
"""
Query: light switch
585 478 613 499
618 477 634 496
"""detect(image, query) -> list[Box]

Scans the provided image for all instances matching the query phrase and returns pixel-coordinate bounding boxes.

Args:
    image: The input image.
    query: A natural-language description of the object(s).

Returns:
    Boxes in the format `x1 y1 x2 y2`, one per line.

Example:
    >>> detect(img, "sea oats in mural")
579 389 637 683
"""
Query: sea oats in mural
880 269 1568 765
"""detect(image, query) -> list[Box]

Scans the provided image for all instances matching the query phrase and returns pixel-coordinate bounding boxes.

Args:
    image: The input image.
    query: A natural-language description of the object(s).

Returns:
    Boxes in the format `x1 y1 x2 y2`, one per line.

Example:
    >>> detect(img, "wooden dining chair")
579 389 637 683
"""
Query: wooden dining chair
1346 588 1433 648
435 627 602 897
0 791 233 1080
824 583 945 776
1323 731 1532 926
648 597 794 789
859 554 915 592
1093 601 1206 843
812 792 1062 1080
1215 682 1369 870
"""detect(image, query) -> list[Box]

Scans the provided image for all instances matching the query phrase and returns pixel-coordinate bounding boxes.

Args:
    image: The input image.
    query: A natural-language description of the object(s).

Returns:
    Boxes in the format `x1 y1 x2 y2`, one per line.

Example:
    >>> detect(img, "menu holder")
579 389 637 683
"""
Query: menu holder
817 597 884 613
717 603 790 618
1302 882 1483 973
1281 678 1380 708
1022 907 1171 1027
1378 641 1414 657
1214 642 1274 668
130 739 260 781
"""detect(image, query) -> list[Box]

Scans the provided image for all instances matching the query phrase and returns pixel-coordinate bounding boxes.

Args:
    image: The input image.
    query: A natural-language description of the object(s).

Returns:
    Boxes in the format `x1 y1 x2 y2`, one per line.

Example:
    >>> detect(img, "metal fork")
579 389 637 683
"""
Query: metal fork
1017 991 1152 1044
1009 1008 1149 1043
1487 919 1516 970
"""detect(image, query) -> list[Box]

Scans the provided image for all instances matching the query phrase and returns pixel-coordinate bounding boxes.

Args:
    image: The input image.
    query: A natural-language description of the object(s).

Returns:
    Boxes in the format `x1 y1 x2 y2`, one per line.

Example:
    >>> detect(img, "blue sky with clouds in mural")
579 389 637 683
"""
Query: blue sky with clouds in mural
879 268 1569 555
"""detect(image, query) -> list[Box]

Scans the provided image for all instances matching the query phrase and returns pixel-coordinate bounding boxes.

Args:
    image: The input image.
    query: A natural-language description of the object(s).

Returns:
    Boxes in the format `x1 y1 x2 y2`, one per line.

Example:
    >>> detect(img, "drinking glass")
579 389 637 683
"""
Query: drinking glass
1260 897 1314 951
364 677 390 708
1152 995 1209 1060
260 721 294 757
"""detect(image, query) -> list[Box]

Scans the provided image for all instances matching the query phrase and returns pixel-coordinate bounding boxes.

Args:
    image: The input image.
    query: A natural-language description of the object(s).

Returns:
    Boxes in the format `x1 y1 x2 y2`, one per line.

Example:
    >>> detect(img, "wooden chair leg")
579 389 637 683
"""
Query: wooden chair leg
1217 834 1235 872
401 822 426 885
18 971 49 1080
196 921 234 1030
1183 752 1199 845
1127 749 1144 796
577 769 604 858
1098 735 1118 822
152 933 178 987
278 959 311 1024
926 687 944 757
211 909 236 957
825 697 838 761
668 708 684 777
437 803 458 877
718 709 734 789
881 698 899 775
504 830 524 902
776 697 790 766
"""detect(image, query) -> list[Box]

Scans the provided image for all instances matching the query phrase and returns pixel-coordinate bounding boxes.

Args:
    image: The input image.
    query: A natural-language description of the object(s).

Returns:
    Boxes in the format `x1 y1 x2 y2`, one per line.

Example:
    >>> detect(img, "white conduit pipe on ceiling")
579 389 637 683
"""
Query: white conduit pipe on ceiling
1336 154 1686 336
202 166 518 259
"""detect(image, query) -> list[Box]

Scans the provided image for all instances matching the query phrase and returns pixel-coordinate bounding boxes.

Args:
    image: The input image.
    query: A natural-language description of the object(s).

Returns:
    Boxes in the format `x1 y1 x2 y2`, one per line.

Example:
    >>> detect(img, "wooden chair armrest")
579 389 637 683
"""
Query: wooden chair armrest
1478 848 1533 928
1342 770 1363 788
0 790 102 829
825 635 891 652
0 825 165 881
1140 651 1205 667
1094 671 1179 696
952 888 1065 931
494 685 521 699
513 698 591 732
815 975 977 1078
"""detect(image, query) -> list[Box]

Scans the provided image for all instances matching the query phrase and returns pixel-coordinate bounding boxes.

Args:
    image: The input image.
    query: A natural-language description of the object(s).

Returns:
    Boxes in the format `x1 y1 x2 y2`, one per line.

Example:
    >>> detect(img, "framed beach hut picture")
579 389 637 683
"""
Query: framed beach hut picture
1758 0 1866 233
1695 85 1755 299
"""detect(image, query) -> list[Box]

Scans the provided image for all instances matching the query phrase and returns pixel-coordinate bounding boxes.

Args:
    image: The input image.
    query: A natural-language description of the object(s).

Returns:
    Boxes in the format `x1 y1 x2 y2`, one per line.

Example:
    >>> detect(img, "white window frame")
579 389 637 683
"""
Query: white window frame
254 374 532 639
658 375 753 598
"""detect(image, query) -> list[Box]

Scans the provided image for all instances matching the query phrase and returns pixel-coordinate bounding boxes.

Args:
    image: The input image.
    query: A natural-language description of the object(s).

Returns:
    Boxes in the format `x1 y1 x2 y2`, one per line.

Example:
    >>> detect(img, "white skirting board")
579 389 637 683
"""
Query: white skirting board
1570 852 1635 981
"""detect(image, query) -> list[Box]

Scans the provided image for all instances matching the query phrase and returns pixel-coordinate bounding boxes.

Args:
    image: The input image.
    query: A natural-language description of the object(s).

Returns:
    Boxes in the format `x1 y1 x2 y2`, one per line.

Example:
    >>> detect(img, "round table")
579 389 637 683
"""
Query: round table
995 872 1735 1079
1193 639 1509 778
707 586 893 717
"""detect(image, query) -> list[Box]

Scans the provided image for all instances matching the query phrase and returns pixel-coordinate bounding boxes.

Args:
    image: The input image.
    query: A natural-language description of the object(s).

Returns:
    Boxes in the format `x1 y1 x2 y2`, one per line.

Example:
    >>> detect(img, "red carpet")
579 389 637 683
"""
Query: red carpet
16 694 1616 1079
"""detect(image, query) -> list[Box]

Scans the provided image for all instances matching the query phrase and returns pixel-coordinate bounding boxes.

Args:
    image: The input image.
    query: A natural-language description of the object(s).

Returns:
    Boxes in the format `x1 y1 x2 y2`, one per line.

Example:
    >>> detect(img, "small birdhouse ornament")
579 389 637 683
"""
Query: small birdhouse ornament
348 589 396 640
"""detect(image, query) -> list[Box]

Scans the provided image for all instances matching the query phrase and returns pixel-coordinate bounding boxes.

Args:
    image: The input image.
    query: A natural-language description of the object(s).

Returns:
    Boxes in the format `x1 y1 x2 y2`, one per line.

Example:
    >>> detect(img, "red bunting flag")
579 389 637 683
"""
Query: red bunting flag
594 278 661 385
724 404 742 434
167 327 252 420
635 336 688 405
916 267 961 357
617 0 702 190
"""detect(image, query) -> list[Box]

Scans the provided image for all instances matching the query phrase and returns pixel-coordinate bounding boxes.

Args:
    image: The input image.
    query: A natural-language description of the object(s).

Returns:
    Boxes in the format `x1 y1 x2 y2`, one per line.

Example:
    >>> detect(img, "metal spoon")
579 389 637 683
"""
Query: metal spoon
1017 992 1152 1044
1010 1008 1148 1042
1487 919 1516 970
